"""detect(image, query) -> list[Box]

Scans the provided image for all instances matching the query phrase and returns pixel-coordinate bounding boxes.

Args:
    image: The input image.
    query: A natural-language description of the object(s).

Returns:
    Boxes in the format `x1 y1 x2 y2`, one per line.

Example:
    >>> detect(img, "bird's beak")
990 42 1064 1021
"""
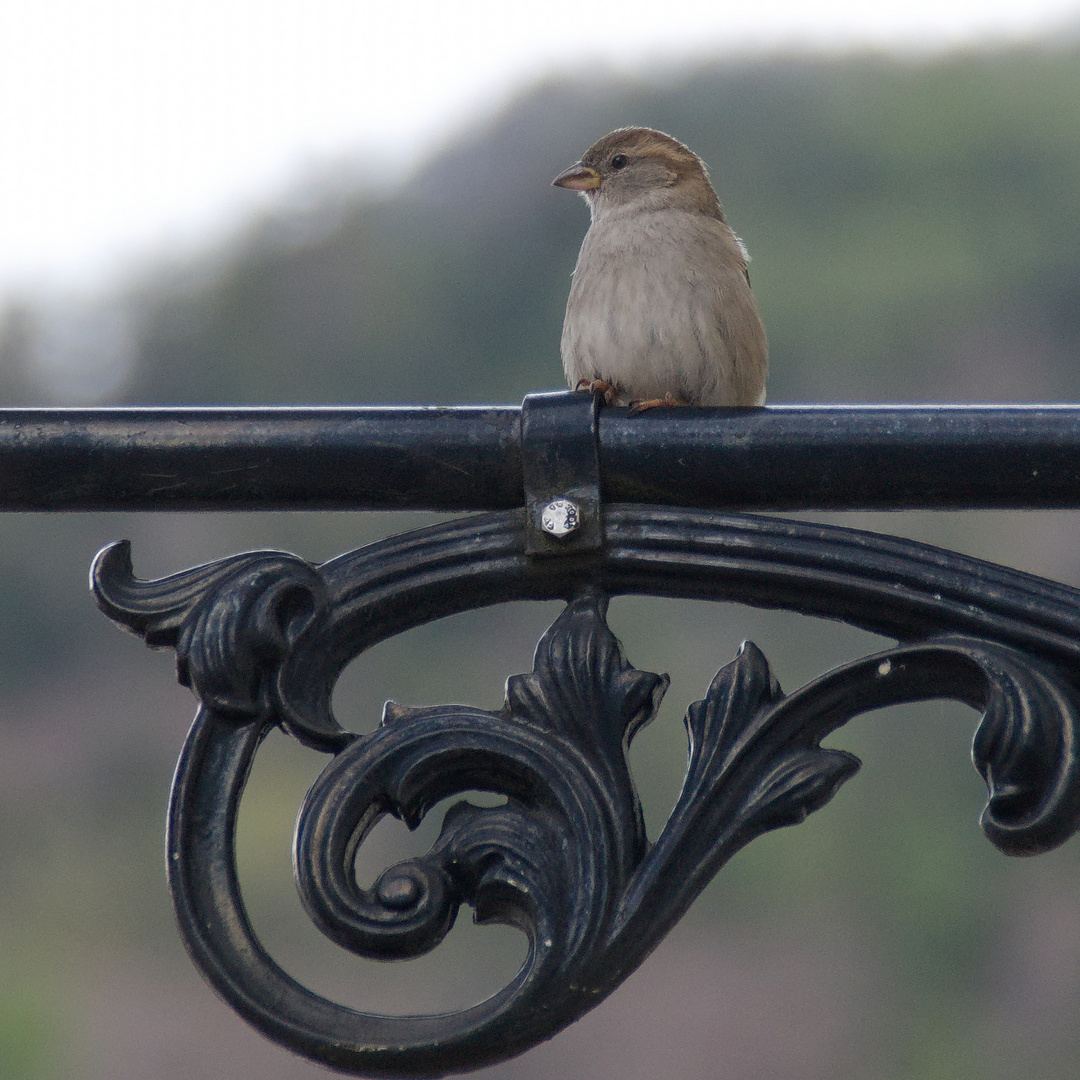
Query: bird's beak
552 163 601 191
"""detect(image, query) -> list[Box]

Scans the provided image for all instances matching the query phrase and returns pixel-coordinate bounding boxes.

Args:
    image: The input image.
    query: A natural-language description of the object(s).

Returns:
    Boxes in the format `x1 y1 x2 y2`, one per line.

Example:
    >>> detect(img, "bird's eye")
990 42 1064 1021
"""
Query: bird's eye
610 154 629 170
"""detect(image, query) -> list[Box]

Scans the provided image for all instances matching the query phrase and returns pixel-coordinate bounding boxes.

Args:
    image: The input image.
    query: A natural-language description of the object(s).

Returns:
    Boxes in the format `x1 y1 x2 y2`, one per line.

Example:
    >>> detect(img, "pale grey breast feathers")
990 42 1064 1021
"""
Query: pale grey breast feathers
561 205 767 406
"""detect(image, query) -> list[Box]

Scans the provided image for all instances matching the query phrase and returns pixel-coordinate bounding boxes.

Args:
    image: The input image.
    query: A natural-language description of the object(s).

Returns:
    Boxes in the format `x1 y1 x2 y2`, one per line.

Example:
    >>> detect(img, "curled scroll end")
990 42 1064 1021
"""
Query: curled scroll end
90 539 133 596
92 541 347 749
91 539 176 644
972 654 1080 856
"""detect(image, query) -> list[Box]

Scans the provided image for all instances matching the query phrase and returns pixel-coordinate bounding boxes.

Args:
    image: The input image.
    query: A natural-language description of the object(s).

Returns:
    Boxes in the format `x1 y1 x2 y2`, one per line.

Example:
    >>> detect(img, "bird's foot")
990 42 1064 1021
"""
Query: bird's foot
629 392 685 413
575 379 619 406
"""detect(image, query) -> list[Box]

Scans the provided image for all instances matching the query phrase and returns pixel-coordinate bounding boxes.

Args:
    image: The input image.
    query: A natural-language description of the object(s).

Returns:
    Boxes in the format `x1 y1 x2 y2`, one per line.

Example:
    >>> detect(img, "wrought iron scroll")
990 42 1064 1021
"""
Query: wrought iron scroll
91 506 1080 1077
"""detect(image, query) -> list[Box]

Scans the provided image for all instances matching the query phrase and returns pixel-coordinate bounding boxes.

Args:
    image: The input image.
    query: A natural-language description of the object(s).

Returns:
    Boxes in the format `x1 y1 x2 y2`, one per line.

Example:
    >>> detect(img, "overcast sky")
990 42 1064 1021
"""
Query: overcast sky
2 0 1079 299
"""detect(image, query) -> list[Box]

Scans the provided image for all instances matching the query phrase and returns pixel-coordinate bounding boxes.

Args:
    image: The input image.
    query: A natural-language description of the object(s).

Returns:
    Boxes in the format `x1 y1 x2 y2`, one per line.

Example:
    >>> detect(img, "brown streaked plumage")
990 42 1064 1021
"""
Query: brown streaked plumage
553 127 767 408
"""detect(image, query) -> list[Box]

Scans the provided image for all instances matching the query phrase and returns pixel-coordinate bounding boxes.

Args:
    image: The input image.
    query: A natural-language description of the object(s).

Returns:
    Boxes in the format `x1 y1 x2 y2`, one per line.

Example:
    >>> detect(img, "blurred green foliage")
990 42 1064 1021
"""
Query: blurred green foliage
27 45 1070 411
0 987 57 1080
2 41 1080 1080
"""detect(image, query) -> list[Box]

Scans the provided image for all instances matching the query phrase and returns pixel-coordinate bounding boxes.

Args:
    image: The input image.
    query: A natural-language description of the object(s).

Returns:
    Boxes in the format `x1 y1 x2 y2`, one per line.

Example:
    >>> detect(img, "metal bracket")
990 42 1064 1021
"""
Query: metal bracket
91 504 1080 1077
520 390 603 556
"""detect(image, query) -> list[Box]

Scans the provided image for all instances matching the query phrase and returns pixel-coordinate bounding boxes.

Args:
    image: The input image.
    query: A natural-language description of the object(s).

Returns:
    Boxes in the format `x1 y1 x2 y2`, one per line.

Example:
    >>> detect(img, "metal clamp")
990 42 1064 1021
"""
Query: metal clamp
520 390 603 556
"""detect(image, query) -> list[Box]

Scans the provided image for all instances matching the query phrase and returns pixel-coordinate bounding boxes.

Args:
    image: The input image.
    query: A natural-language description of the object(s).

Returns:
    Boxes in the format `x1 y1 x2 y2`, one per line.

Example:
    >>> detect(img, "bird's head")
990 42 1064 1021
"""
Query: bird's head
552 127 723 220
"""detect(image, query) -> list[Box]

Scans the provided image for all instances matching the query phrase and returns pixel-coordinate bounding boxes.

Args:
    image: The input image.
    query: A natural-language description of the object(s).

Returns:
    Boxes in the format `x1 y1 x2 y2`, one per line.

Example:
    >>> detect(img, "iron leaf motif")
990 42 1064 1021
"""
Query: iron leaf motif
292 591 669 1053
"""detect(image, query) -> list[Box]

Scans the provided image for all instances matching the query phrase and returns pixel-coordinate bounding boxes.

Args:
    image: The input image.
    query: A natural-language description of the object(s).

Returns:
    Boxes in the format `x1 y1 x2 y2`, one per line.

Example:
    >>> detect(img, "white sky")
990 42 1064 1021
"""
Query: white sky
1 0 1079 300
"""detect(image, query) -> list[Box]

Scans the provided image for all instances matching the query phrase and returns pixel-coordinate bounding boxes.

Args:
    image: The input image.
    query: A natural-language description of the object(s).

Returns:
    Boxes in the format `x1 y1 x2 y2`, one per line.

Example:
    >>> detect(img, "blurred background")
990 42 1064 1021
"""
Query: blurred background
4 2 1080 1078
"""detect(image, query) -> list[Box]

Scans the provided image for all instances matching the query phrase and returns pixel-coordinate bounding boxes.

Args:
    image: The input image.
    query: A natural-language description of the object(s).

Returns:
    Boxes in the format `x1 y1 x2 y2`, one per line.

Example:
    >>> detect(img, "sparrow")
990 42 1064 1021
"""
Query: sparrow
553 127 767 409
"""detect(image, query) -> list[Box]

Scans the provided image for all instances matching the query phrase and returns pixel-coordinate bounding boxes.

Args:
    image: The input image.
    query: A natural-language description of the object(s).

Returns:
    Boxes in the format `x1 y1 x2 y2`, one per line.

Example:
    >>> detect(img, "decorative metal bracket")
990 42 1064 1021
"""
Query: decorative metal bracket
92 501 1080 1077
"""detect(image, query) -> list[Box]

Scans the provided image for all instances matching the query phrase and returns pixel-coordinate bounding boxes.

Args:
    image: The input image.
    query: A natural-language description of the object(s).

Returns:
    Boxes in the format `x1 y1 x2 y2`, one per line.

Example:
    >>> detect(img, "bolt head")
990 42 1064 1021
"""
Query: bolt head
540 498 580 538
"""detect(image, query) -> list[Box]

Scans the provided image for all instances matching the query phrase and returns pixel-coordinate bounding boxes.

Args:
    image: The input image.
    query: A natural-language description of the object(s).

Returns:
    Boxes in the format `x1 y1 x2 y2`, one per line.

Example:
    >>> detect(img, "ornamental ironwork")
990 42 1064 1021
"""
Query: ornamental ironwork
82 392 1080 1076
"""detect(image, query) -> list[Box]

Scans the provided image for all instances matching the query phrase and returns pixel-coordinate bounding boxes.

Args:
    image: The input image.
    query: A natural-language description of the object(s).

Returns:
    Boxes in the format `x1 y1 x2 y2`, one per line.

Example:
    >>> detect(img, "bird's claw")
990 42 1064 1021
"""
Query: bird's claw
629 392 684 413
576 379 619 406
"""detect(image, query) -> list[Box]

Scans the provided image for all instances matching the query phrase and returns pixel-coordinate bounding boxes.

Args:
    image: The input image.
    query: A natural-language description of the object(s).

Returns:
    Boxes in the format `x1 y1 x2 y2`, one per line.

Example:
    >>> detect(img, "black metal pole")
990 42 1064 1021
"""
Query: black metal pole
2 402 1080 511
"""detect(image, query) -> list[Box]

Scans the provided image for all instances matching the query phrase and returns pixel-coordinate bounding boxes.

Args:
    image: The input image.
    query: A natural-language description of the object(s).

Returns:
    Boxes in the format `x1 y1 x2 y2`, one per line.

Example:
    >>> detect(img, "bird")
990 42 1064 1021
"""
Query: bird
552 127 767 410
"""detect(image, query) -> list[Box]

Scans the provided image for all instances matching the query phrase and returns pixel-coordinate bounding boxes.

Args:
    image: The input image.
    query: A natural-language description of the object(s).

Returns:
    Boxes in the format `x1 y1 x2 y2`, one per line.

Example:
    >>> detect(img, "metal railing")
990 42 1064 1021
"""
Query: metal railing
5 400 1080 511
7 392 1080 1077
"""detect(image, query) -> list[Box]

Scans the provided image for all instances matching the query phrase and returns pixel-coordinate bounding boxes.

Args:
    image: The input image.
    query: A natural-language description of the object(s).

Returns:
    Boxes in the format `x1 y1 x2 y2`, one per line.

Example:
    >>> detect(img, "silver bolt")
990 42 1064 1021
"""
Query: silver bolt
540 498 580 538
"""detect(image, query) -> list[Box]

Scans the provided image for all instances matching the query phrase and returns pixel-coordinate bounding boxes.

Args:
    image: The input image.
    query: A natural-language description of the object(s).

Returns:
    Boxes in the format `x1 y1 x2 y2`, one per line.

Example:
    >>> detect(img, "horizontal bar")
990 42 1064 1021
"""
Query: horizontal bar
604 405 1080 510
1 404 1079 512
0 407 522 512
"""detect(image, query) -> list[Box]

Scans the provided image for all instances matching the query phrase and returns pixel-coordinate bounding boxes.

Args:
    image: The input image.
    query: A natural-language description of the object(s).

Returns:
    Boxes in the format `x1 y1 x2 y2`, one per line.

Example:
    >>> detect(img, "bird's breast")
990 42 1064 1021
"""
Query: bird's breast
561 210 745 403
